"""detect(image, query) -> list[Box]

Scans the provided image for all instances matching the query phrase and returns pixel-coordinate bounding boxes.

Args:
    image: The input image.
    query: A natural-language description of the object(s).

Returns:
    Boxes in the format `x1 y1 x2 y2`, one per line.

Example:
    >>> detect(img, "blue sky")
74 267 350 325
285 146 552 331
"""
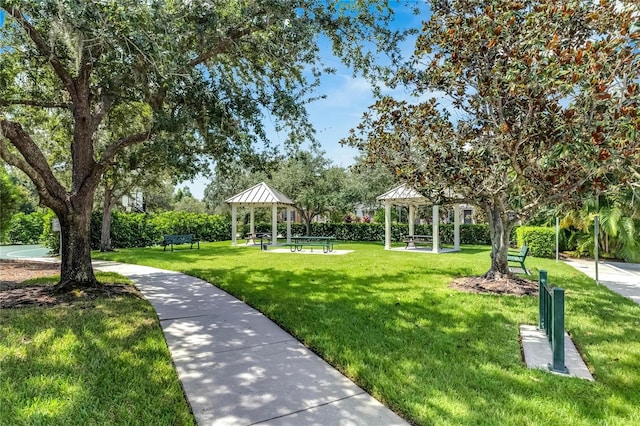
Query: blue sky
183 3 430 199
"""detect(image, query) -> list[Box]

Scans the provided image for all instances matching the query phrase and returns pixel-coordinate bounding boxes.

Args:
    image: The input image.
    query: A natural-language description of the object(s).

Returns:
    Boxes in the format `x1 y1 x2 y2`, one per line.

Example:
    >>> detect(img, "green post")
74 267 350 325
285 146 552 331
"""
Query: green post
538 270 547 330
550 286 568 373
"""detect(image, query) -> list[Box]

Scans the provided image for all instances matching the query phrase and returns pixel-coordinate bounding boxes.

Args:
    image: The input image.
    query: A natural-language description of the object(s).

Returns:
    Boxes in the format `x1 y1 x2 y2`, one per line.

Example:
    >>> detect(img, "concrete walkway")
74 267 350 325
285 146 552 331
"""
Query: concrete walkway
563 258 640 305
92 261 407 426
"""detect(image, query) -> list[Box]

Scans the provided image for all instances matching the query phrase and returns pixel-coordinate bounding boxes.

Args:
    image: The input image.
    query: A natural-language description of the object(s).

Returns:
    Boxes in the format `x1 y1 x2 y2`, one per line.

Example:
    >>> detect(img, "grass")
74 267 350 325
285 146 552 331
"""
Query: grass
94 241 640 425
0 273 195 426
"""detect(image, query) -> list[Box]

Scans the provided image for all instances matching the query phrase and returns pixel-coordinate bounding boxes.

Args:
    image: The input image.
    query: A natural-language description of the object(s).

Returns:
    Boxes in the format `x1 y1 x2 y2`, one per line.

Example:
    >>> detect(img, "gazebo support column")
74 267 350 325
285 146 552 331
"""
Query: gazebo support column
432 205 440 254
231 204 238 246
384 202 392 250
454 204 460 251
249 207 255 237
408 205 415 236
272 205 278 246
286 207 292 244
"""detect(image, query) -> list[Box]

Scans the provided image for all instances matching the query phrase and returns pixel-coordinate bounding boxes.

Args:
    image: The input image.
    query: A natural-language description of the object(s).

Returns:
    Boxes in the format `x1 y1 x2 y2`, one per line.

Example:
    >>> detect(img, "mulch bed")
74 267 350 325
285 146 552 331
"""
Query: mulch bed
450 275 538 296
0 259 141 309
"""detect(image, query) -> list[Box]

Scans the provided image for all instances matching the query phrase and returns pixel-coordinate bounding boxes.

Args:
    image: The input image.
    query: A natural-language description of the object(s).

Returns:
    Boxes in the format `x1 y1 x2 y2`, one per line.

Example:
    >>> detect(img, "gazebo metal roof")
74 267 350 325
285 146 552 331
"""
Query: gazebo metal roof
376 183 428 206
225 182 294 207
377 183 463 253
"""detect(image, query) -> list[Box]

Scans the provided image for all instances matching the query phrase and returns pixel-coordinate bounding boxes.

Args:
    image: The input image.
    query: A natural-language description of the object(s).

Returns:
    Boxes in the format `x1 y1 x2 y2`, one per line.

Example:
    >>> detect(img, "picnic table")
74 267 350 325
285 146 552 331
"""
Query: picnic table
403 235 433 249
245 232 271 246
289 236 336 253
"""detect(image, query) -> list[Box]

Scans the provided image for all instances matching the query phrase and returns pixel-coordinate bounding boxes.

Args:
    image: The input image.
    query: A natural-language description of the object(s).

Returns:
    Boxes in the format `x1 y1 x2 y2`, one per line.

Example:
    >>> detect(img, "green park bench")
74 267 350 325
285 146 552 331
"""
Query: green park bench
162 234 200 252
507 244 529 275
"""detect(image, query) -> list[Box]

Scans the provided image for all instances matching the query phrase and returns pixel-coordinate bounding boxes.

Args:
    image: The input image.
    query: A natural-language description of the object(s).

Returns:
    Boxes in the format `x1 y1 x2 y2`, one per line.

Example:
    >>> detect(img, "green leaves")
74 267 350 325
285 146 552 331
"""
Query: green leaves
345 0 640 276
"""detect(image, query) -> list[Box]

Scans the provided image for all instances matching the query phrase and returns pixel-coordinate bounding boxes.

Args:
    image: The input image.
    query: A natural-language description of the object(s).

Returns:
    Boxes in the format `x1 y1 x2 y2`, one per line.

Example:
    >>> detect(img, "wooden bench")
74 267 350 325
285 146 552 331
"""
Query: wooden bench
508 245 529 275
403 235 433 249
162 234 200 252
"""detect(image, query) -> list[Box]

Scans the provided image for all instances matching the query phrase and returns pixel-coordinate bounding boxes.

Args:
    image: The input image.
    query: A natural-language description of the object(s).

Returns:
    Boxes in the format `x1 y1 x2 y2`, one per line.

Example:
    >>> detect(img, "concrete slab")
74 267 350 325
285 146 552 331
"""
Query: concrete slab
161 313 295 360
520 325 593 381
175 341 367 425
95 261 244 320
267 249 353 255
259 393 407 426
389 247 460 254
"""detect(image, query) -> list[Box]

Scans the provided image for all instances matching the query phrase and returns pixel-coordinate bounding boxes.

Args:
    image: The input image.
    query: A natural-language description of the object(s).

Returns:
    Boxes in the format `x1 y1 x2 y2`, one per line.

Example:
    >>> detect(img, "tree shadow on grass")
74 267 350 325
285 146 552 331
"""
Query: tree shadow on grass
179 263 638 425
92 243 640 424
0 298 194 425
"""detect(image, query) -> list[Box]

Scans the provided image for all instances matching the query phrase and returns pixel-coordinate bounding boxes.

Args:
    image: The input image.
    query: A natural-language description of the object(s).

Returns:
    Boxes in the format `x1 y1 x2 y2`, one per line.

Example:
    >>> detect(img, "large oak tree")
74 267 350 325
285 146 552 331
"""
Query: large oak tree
345 0 640 278
0 1 409 291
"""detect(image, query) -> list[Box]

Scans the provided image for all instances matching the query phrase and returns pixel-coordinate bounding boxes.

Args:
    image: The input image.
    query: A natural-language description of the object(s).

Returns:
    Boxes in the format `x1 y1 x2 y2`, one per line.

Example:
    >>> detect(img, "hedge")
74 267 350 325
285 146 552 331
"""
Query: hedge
244 222 492 245
34 209 501 251
516 226 556 258
87 211 231 250
4 211 45 244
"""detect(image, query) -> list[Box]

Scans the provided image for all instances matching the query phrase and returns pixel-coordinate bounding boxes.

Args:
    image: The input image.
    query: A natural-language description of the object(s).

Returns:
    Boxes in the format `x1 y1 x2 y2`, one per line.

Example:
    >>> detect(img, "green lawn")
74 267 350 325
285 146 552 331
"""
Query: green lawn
0 273 195 426
93 242 640 425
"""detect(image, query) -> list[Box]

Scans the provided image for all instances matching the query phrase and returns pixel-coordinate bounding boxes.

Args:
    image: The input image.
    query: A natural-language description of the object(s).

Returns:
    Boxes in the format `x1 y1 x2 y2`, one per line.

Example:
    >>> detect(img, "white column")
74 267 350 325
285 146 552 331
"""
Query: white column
231 204 237 246
432 205 440 254
286 206 292 244
453 204 460 251
408 205 415 236
249 206 255 236
385 202 392 250
272 205 278 245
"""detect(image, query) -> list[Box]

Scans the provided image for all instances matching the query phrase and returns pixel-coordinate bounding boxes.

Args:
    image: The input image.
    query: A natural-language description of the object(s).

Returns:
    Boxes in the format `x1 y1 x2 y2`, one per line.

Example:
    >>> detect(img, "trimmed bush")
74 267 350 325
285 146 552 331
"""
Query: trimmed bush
41 210 60 254
244 222 491 245
7 212 45 244
40 211 494 250
516 226 555 258
42 211 232 251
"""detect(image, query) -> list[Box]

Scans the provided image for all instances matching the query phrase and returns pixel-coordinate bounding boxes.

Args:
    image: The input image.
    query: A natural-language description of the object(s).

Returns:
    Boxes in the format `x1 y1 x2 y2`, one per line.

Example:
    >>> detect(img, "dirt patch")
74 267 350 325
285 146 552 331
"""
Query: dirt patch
0 259 141 308
0 259 61 290
450 275 538 296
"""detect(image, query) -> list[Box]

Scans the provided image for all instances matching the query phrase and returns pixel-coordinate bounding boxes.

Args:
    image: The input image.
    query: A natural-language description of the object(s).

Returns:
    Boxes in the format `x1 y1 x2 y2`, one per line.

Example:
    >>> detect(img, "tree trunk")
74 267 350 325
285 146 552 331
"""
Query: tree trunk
100 182 114 252
54 194 99 292
297 207 312 235
484 201 515 279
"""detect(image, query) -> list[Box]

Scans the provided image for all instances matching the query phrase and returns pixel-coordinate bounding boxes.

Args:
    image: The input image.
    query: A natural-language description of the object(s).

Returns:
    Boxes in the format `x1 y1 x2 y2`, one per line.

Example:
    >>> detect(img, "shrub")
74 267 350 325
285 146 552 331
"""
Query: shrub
43 211 232 251
244 222 492 245
7 212 45 244
41 210 60 254
41 211 494 250
516 226 556 258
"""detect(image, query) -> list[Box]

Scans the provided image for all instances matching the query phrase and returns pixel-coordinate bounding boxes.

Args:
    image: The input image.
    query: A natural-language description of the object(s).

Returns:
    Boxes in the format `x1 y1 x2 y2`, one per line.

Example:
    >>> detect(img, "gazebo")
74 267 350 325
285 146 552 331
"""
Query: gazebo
376 184 461 253
225 182 295 246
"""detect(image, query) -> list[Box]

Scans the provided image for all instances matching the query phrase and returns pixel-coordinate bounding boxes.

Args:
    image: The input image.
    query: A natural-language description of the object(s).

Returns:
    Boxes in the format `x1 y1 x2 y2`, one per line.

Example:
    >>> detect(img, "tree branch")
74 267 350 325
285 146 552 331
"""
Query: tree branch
90 96 115 133
187 25 260 68
0 121 67 212
4 6 78 101
0 99 72 109
95 130 154 182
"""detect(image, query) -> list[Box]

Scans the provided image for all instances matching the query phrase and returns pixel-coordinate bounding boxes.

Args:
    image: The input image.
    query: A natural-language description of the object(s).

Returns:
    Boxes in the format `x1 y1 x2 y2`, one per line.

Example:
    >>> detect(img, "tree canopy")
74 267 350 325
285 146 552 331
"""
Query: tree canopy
345 0 640 278
0 1 411 290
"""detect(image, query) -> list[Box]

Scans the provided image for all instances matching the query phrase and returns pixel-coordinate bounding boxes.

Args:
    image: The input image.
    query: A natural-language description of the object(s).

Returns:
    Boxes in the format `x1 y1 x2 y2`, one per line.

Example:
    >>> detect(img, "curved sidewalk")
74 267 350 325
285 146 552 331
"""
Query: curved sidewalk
93 261 407 426
563 258 640 305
